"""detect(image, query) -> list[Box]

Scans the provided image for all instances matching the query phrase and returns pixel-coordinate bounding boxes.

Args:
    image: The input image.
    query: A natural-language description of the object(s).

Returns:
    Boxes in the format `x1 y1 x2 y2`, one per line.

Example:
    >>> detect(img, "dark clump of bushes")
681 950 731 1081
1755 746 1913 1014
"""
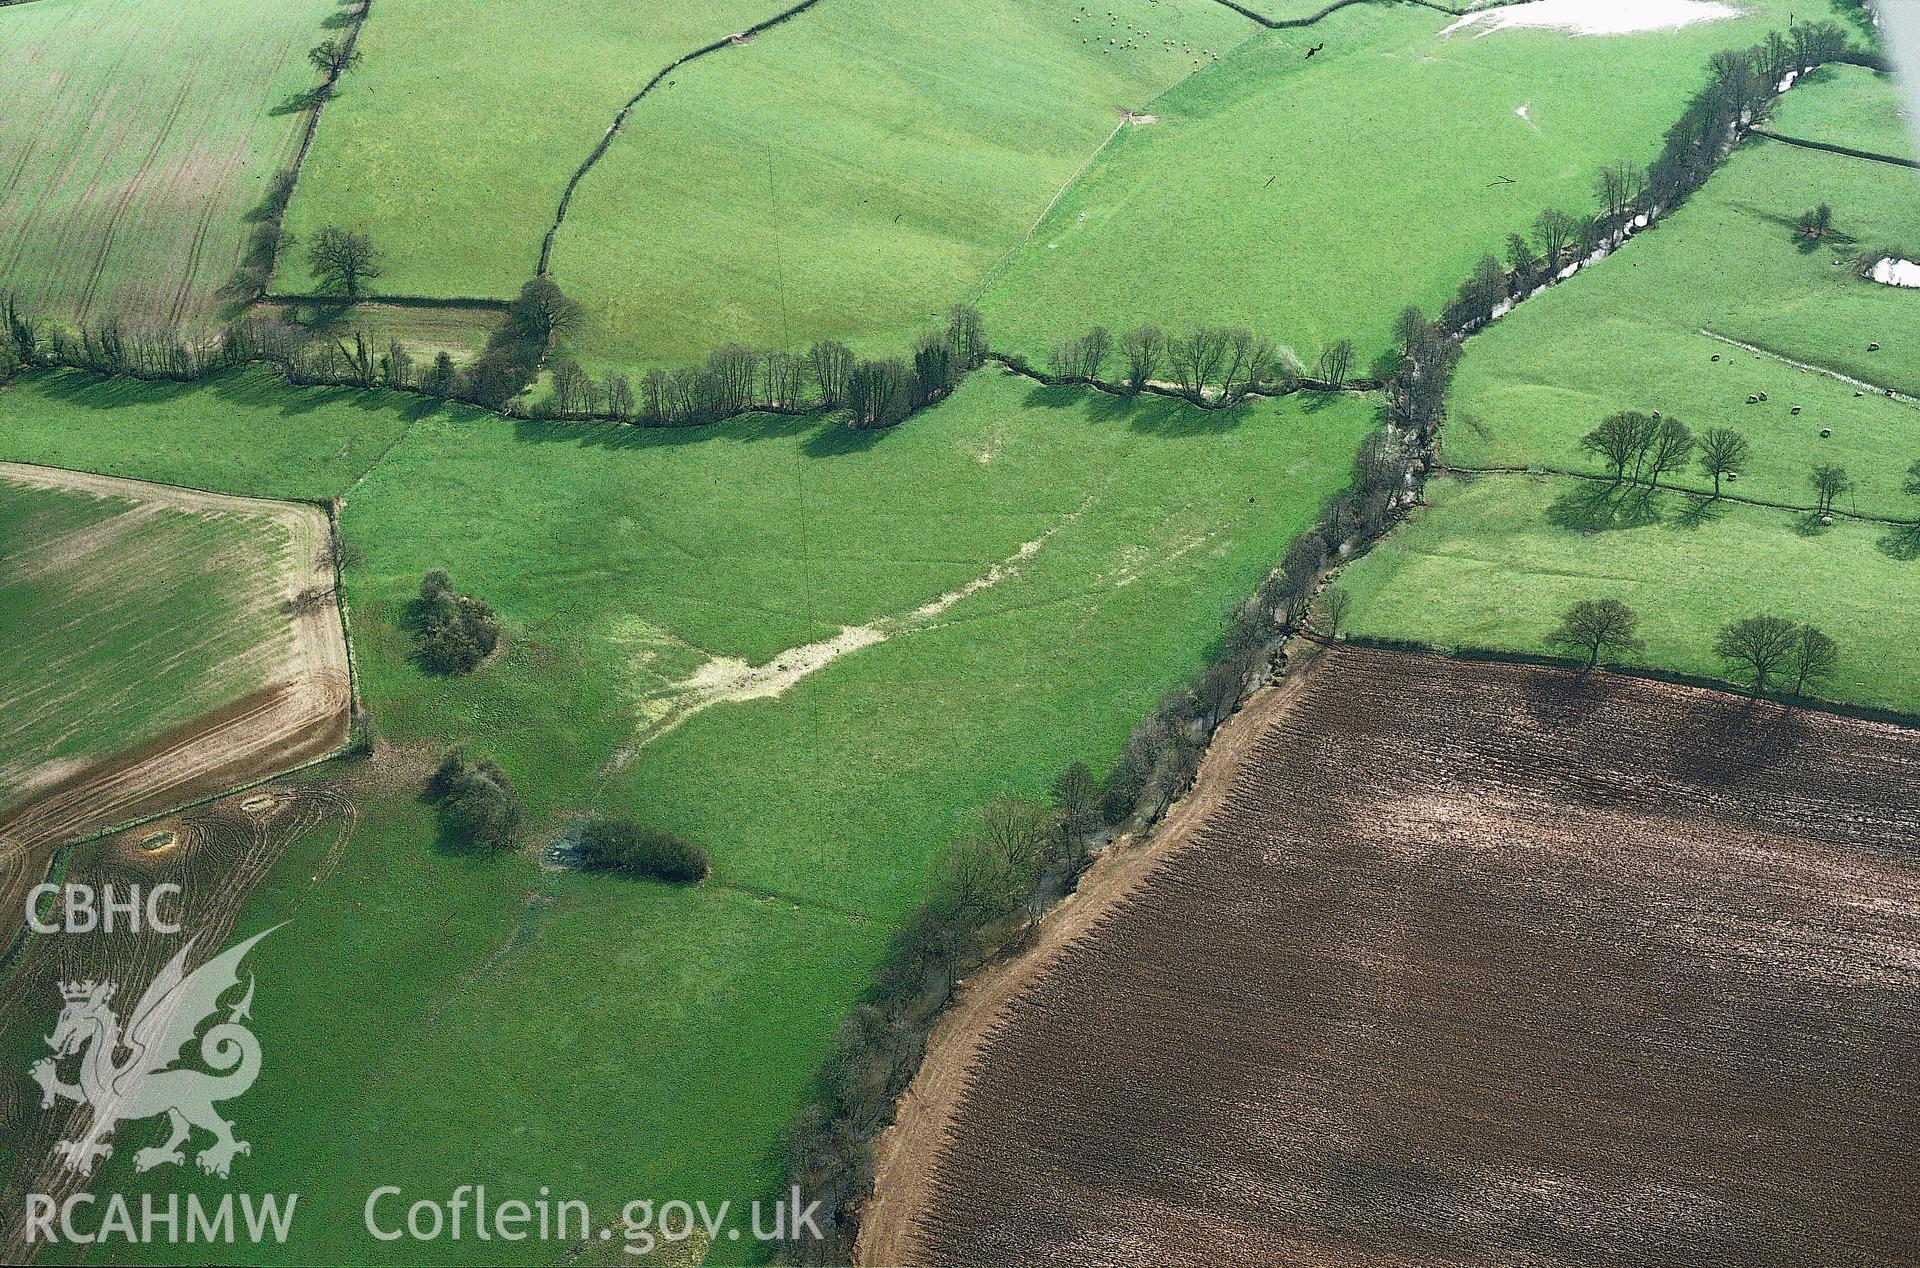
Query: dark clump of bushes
426 750 523 852
576 817 710 884
411 569 499 674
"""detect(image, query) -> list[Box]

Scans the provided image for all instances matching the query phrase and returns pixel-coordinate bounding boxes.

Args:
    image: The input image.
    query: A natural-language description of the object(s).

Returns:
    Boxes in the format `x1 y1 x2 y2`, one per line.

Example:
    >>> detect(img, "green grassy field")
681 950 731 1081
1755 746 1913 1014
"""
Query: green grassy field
1339 473 1920 714
974 0 1803 372
1440 135 1920 514
0 368 423 500
0 476 291 810
1768 62 1918 161
9 369 1374 1260
275 0 813 301
546 0 1254 369
0 0 333 329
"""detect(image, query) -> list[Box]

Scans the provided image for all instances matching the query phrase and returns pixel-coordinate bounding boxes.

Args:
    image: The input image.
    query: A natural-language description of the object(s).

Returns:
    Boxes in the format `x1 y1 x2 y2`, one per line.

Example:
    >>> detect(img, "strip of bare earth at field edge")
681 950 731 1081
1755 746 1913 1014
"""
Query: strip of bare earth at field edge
857 647 1326 1268
0 463 351 938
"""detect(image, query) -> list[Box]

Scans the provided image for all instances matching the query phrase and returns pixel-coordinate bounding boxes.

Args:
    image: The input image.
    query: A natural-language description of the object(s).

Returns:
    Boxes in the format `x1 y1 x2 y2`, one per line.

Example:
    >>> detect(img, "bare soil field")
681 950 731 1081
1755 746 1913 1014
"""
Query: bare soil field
0 463 351 936
874 646 1920 1267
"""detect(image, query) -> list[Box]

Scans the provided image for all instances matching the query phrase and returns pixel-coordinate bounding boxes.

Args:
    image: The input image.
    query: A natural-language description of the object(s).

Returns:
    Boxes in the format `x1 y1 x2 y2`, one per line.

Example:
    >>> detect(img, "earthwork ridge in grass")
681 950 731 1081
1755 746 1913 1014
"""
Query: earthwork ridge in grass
536 0 826 276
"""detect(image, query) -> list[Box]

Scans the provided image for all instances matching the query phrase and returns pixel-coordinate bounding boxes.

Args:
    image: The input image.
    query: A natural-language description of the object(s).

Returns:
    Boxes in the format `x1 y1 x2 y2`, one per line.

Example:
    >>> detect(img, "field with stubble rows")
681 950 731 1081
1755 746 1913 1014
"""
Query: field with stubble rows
887 646 1920 1268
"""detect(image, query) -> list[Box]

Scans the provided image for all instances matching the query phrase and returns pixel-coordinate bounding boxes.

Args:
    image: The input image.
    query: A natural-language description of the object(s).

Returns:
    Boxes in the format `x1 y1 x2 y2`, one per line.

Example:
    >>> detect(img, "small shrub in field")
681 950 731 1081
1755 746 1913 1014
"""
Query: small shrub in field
426 750 522 852
577 818 710 884
412 569 500 674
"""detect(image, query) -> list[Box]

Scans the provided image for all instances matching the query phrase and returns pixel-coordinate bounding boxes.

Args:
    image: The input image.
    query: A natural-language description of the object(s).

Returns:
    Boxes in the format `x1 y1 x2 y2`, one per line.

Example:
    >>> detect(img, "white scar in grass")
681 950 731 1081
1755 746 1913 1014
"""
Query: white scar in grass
604 497 1093 770
1870 257 1920 288
1441 0 1740 38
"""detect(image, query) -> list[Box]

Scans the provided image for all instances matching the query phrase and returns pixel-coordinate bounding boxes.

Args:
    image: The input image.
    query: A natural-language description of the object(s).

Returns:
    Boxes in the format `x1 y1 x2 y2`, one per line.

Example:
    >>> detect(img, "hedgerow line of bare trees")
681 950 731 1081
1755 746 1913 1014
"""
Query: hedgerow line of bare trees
225 0 374 310
771 20 1866 1264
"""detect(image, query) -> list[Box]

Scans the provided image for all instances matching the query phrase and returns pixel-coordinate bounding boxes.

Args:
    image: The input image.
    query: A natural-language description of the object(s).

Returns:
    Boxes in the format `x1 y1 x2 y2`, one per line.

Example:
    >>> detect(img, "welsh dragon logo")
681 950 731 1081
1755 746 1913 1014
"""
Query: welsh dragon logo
30 925 279 1179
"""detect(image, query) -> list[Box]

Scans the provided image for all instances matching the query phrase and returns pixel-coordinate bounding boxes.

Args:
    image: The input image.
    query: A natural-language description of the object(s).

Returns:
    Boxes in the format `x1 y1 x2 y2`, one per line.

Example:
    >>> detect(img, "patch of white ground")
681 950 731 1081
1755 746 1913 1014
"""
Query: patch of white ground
1870 257 1920 288
605 496 1094 770
0 462 352 930
1441 0 1741 39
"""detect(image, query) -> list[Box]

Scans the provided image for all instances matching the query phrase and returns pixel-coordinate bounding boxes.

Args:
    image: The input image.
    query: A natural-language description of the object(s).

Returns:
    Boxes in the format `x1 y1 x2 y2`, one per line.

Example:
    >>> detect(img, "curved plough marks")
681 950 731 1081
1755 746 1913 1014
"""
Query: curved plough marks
0 463 352 948
0 778 361 1262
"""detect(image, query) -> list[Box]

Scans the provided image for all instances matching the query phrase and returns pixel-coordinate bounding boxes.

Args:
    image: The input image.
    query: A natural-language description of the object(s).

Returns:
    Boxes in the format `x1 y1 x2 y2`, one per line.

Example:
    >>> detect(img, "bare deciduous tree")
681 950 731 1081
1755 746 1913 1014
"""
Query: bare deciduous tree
1643 416 1695 491
1809 463 1851 514
1315 338 1355 390
1786 624 1838 697
1714 614 1800 692
307 226 380 299
1533 208 1578 270
1546 598 1644 669
1119 325 1164 394
1696 426 1750 498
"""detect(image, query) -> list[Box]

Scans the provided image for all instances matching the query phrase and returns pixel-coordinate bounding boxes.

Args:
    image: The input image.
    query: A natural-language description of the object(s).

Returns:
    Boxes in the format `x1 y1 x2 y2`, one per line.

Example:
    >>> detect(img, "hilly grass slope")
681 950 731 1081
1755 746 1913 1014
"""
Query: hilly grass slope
548 0 1255 369
976 0 1801 370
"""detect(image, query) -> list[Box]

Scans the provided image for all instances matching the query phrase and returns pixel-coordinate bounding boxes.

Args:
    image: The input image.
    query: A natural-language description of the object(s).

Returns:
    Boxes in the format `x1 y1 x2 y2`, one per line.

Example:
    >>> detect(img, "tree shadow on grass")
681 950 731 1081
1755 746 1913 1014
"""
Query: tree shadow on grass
202 367 444 422
30 367 199 410
27 365 448 427
1670 494 1728 531
270 88 326 118
801 421 889 458
1544 480 1662 533
1878 523 1920 561
506 408 817 454
1791 511 1835 537
1018 382 1248 436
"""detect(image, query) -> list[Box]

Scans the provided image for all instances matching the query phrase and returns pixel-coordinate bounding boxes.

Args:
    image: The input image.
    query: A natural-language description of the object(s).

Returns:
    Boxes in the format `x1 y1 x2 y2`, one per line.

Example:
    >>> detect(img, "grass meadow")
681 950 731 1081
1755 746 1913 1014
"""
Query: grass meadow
275 0 819 301
547 0 1254 369
0 0 334 329
1769 62 1918 161
974 0 1802 371
0 478 289 809
16 368 1374 1260
0 369 425 500
1439 134 1920 513
1339 473 1920 715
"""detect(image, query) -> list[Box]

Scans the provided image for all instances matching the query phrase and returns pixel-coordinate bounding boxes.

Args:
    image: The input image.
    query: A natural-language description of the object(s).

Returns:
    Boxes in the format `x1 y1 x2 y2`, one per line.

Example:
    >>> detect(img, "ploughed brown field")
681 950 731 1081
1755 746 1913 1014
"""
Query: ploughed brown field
901 647 1920 1267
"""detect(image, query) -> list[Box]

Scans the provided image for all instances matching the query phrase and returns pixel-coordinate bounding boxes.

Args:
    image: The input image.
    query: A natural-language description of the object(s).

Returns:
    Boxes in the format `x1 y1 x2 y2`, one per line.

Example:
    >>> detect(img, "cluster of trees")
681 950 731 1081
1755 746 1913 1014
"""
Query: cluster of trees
1715 615 1839 695
1545 597 1839 696
1385 306 1461 444
783 771 1104 1263
275 275 575 410
1039 323 1295 404
1577 408 1870 517
1580 411 1699 491
2 292 254 382
575 817 710 884
1797 202 1836 242
411 569 500 674
537 305 987 429
426 750 524 853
